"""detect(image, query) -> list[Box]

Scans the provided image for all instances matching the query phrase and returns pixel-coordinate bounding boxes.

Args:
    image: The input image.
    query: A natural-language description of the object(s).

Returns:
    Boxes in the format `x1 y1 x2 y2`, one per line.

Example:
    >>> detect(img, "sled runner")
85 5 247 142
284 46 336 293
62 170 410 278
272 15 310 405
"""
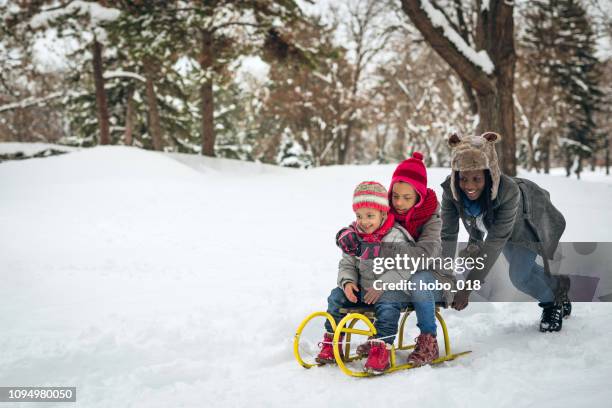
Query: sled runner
293 303 471 377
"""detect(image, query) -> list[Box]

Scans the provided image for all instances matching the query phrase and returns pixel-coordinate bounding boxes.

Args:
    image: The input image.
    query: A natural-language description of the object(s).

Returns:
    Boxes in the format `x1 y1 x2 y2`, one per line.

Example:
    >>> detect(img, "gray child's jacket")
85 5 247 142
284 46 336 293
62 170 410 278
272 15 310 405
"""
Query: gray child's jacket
337 205 456 305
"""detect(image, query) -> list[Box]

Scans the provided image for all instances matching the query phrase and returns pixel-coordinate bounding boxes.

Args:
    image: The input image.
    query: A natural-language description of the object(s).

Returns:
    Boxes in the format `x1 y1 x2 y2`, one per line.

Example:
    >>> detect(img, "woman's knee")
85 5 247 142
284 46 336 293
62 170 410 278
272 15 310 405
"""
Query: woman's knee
508 265 531 289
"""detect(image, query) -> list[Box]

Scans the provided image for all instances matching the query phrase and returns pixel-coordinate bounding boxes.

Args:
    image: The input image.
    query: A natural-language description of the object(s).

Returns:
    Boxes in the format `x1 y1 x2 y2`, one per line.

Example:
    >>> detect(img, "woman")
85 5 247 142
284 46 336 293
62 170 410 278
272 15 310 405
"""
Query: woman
442 132 571 332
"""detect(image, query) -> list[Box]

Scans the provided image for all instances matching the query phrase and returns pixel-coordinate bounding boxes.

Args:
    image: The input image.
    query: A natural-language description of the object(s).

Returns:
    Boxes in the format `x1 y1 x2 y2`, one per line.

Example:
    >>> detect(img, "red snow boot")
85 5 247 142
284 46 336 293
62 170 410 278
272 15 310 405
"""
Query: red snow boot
363 339 391 374
316 332 343 364
407 333 439 367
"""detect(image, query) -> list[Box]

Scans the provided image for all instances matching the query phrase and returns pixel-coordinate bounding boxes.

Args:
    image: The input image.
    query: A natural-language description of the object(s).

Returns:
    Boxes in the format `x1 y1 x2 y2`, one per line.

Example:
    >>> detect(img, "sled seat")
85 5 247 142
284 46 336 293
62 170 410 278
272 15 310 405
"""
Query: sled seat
339 302 448 318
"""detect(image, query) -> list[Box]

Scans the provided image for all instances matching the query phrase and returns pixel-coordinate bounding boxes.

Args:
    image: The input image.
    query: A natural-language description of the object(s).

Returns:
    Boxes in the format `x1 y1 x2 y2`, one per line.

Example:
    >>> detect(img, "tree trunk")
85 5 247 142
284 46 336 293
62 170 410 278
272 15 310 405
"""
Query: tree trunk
496 64 516 176
92 38 110 145
143 59 163 151
401 0 517 175
124 86 135 146
475 0 516 175
338 121 353 164
199 29 215 157
543 136 551 174
606 137 610 175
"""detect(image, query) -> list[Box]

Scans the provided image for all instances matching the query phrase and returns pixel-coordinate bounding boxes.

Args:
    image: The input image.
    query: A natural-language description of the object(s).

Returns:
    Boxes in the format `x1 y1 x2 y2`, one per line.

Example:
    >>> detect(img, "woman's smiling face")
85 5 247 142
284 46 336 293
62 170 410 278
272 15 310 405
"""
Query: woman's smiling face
459 170 486 201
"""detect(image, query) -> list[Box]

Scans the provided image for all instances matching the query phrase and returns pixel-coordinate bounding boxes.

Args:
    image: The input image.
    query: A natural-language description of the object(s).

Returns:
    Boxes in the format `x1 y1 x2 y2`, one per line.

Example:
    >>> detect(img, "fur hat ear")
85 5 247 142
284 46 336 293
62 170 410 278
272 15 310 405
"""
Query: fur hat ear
448 133 462 147
481 132 501 143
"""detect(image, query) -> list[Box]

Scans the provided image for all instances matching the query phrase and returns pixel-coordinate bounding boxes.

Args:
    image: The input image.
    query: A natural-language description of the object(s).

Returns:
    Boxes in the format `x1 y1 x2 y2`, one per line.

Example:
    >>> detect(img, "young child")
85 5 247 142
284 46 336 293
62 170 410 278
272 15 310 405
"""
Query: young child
316 181 410 374
333 153 455 369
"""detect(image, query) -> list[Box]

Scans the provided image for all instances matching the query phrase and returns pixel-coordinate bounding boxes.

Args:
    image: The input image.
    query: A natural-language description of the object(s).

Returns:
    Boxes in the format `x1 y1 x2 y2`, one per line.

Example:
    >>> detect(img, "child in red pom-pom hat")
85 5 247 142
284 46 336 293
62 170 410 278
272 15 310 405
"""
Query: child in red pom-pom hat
334 152 456 368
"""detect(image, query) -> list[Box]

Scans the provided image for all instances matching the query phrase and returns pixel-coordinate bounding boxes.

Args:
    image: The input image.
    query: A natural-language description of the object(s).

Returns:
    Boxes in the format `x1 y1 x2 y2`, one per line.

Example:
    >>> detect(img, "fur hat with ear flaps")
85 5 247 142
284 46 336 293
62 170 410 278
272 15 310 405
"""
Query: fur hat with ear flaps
447 132 502 201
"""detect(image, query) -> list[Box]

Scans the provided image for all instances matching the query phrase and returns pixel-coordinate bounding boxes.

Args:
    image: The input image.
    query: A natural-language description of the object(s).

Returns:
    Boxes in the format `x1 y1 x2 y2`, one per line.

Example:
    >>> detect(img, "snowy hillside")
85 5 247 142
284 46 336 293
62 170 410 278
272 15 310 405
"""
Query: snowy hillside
1 146 611 407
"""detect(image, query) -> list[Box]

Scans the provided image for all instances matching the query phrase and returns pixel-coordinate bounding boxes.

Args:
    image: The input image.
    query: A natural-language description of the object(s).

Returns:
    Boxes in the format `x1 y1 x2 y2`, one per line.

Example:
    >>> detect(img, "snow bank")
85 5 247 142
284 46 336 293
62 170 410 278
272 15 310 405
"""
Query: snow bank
1 147 611 407
0 142 77 156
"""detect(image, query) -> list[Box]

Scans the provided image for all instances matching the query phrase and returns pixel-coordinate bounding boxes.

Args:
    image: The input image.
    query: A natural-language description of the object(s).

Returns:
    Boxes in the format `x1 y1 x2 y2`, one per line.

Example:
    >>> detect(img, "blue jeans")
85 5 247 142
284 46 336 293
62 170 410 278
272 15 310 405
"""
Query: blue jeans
324 287 408 344
502 242 557 303
408 271 441 335
324 271 440 341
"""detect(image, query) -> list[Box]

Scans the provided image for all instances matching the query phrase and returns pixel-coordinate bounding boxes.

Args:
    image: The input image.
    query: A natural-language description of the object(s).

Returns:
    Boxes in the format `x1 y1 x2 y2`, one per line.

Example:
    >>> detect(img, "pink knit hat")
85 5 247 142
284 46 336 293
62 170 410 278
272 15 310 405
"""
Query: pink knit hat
352 181 390 213
389 151 428 201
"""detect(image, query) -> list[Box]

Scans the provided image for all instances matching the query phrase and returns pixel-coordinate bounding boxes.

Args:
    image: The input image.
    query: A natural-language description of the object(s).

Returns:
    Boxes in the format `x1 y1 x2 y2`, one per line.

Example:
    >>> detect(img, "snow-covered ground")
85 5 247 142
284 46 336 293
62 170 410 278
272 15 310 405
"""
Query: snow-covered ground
1 145 611 407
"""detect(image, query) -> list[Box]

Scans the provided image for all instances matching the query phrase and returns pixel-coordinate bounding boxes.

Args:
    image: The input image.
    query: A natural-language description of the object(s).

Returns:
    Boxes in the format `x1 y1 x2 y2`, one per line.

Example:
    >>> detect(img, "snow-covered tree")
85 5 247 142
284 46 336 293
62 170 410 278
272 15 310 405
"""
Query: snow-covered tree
523 0 604 179
401 0 518 175
371 38 473 166
258 17 360 167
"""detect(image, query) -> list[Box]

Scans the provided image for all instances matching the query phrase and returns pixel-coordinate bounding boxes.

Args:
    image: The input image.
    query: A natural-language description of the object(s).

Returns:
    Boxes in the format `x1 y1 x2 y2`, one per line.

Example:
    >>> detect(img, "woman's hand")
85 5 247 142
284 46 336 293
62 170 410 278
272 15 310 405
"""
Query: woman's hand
343 282 360 303
452 289 471 311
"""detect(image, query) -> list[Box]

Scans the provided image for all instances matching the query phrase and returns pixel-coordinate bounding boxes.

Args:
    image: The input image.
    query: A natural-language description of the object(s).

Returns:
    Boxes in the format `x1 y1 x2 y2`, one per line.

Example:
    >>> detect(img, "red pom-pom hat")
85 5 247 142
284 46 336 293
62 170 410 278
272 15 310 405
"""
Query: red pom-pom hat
389 151 428 205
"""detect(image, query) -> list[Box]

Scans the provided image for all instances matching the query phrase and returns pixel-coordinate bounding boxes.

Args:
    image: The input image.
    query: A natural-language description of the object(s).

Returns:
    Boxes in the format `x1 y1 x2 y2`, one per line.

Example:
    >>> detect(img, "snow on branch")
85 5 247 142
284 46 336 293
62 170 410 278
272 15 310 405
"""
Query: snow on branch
420 0 494 75
30 1 120 29
0 91 64 113
104 70 146 83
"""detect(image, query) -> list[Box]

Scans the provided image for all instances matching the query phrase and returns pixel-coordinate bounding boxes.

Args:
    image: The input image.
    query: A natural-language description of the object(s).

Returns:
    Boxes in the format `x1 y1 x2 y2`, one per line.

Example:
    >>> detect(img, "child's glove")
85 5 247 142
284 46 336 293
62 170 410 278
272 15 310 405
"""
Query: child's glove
359 242 381 260
336 226 361 256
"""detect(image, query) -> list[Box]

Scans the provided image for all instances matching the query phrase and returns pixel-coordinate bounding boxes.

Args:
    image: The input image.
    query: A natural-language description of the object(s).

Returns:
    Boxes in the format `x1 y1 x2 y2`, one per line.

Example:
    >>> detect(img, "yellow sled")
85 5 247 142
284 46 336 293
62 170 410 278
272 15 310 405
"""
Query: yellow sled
293 304 471 377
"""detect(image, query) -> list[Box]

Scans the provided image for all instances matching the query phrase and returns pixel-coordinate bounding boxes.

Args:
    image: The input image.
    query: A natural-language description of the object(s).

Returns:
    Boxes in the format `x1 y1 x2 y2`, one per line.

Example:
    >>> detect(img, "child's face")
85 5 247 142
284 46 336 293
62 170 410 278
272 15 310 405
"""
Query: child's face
392 182 418 214
459 170 486 200
355 207 385 234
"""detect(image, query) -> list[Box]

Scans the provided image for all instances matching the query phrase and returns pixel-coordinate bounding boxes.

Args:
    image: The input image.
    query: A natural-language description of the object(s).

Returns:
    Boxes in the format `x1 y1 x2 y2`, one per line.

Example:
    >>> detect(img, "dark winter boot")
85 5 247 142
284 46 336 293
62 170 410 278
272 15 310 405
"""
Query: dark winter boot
539 302 563 332
556 275 572 318
562 301 572 318
407 333 439 367
316 332 344 364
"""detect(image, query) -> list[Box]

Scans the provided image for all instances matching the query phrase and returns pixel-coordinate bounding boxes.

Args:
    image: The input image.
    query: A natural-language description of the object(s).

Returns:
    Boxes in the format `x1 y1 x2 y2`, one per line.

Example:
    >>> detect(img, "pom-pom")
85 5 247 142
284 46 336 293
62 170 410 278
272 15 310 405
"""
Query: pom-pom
412 151 424 161
448 133 462 147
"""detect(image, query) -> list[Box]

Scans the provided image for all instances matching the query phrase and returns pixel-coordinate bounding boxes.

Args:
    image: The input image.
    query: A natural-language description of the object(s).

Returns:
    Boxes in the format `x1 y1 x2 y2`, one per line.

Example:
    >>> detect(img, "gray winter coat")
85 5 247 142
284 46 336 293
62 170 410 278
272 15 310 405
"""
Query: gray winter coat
440 174 566 282
338 205 456 304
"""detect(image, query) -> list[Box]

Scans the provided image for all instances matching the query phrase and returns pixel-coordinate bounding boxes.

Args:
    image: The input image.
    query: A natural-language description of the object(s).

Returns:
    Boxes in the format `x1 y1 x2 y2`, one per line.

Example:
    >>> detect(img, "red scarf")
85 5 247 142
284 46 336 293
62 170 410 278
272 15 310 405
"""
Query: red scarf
391 188 438 240
353 212 395 243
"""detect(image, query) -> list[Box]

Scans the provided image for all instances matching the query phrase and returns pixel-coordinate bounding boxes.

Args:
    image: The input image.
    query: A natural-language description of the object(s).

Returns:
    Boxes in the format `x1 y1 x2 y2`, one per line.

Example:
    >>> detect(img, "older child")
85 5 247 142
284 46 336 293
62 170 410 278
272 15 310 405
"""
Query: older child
334 153 455 369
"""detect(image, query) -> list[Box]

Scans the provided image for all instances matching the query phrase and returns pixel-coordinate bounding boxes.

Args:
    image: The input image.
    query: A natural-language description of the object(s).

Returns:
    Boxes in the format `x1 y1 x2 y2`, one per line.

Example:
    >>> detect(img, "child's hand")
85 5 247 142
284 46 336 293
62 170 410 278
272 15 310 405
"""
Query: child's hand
343 282 359 303
364 287 383 304
336 227 361 256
